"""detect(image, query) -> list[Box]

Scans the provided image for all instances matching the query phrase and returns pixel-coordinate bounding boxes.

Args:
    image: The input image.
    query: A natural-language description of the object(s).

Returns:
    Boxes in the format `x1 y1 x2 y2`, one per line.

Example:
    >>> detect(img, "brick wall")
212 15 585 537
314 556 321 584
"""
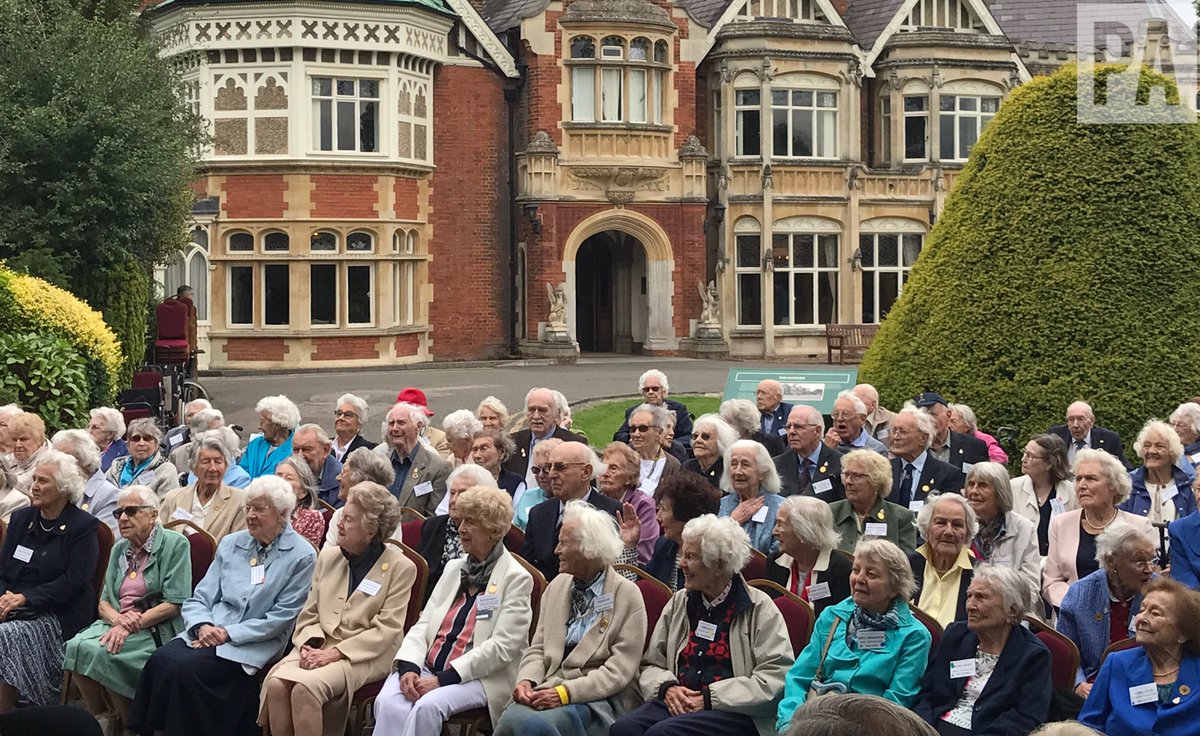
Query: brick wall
311 174 381 219
223 337 288 362
312 336 378 360
394 333 420 356
222 175 287 219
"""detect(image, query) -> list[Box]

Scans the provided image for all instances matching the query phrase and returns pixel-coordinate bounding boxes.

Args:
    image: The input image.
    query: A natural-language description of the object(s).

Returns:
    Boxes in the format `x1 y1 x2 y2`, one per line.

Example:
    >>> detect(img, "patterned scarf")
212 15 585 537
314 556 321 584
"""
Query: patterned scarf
442 521 464 567
847 600 902 645
974 516 1005 562
123 524 159 575
570 569 603 620
460 539 504 592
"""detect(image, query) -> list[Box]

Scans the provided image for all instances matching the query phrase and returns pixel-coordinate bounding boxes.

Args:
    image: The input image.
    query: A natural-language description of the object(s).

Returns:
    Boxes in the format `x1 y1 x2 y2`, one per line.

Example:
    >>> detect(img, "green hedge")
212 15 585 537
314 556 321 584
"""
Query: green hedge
79 257 149 388
859 64 1200 446
0 332 91 431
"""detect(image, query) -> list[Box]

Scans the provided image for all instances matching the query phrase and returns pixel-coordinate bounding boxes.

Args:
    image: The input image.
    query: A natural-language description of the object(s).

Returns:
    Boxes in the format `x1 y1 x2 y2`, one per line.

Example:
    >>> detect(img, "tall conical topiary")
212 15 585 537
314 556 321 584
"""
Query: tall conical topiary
859 64 1200 445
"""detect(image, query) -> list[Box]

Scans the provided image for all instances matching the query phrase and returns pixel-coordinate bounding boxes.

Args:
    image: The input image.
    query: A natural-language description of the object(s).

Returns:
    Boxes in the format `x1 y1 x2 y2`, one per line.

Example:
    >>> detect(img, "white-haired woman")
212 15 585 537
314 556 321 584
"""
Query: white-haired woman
276 456 326 550
330 393 375 464
911 493 979 629
769 495 852 615
962 463 1040 600
415 464 499 599
0 449 100 709
495 501 646 736
1044 449 1155 608
682 414 736 489
476 396 510 432
129 476 317 735
777 538 932 729
0 463 26 524
626 404 680 497
914 565 1053 734
718 439 783 555
442 410 483 468
184 426 251 490
599 442 658 564
159 434 248 545
611 515 793 736
1121 420 1197 523
831 449 918 555
7 412 51 495
0 404 22 459
105 418 180 498
513 439 563 532
720 399 785 456
947 403 1008 464
1170 402 1200 473
52 429 120 533
241 395 301 479
88 407 127 473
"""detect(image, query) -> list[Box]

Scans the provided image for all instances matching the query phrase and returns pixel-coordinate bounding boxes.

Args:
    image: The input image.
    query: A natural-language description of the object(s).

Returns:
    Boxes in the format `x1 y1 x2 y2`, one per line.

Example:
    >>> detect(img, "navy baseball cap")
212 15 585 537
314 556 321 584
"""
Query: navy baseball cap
914 392 948 408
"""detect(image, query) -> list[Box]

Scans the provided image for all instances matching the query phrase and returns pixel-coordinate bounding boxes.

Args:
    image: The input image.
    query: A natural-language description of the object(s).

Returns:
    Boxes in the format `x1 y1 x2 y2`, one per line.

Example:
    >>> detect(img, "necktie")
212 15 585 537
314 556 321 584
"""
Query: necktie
1074 439 1086 450
798 458 814 495
901 463 915 507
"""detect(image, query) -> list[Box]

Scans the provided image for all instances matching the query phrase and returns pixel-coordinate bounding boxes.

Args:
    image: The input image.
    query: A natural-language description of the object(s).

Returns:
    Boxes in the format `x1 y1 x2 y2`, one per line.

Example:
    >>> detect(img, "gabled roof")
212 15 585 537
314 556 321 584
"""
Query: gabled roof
680 0 734 27
446 0 521 77
482 0 550 32
842 0 905 49
149 0 451 12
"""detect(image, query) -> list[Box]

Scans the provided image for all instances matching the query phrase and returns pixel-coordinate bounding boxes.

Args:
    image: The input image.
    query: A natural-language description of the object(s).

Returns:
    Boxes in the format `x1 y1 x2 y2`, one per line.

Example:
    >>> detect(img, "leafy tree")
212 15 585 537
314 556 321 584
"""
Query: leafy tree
859 64 1200 445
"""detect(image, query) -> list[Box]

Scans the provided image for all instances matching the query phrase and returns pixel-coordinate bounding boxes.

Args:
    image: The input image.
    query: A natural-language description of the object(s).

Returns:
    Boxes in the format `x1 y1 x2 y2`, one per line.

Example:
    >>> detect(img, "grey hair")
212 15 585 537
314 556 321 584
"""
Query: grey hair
51 429 101 475
1171 403 1200 438
295 422 332 446
116 485 157 507
447 463 498 489
245 475 297 517
256 395 301 431
189 432 233 469
186 398 213 413
475 396 510 421
554 391 571 422
1028 722 1105 736
337 393 369 422
189 408 221 433
631 403 670 431
1096 521 1154 571
127 417 163 443
343 447 396 487
680 514 751 578
36 448 87 505
0 404 23 420
474 427 515 462
720 439 782 494
790 404 825 434
531 437 564 463
785 692 938 736
692 414 738 456
562 500 623 565
966 462 1014 515
854 538 917 600
388 402 428 429
525 387 567 420
948 403 979 433
1134 419 1184 465
780 495 841 552
345 481 402 542
971 564 1031 620
917 492 980 539
442 409 483 441
836 390 868 417
1074 448 1133 505
719 398 761 438
276 456 318 508
897 404 935 450
88 407 126 438
638 369 669 393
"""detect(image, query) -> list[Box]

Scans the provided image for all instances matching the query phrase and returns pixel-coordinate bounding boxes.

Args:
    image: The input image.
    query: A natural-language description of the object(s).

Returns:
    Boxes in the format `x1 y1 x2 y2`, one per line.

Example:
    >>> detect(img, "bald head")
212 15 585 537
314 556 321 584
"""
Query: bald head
785 405 824 455
547 441 595 501
852 384 879 414
756 380 784 413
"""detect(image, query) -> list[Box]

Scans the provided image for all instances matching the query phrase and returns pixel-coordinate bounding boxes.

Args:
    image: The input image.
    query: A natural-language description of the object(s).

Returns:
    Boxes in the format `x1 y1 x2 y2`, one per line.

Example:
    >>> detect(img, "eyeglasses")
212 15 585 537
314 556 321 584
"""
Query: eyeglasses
244 503 274 515
547 462 588 473
1021 451 1047 461
128 435 154 443
829 412 858 420
841 471 868 481
334 410 359 419
785 423 821 431
889 428 915 438
112 505 153 519
1132 557 1160 571
531 465 548 476
641 386 663 392
629 424 657 434
692 432 713 441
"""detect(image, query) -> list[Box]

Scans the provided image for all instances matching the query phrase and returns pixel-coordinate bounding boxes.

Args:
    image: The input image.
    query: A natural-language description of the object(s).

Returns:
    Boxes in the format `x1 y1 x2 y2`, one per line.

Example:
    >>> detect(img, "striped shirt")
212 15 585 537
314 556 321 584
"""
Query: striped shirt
426 589 480 673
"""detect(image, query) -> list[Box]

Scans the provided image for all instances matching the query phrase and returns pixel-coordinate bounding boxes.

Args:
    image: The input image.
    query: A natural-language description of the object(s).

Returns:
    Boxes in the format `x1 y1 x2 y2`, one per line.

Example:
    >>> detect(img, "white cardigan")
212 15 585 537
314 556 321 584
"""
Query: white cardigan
1010 475 1077 530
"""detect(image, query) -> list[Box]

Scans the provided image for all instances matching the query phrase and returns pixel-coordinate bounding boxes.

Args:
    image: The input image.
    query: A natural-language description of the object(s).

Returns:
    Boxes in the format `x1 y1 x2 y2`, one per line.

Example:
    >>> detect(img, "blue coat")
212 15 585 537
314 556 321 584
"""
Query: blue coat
1080 647 1200 736
718 489 783 556
1058 568 1144 684
179 525 316 669
1169 512 1200 589
1120 466 1197 520
914 622 1051 736
315 454 342 506
643 537 682 591
238 433 295 479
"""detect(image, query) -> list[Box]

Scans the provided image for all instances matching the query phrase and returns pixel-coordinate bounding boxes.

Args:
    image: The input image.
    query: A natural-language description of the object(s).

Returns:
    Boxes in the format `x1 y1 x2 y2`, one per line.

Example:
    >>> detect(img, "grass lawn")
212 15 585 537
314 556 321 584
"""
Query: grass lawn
572 394 722 446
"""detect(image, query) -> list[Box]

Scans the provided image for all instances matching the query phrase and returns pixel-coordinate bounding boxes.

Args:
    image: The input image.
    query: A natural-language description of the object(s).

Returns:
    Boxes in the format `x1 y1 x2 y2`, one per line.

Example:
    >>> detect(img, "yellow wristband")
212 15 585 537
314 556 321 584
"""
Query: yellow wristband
555 685 570 705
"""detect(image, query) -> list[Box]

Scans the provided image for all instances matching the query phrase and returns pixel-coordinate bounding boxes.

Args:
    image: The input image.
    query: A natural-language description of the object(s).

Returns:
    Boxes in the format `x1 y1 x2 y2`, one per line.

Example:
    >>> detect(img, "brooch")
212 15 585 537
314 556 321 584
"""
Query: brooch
876 510 886 520
1181 685 1192 696
921 484 930 493
382 562 389 572
818 464 827 474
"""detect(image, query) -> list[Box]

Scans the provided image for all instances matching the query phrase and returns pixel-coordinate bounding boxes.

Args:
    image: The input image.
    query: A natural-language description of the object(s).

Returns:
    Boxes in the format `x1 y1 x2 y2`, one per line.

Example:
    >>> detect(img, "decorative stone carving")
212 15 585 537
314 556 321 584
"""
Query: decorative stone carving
761 164 774 190
755 56 776 82
526 130 560 155
840 58 864 87
923 63 945 89
566 166 669 204
547 282 567 328
698 280 720 326
214 77 247 111
607 191 636 207
255 77 288 111
678 135 708 160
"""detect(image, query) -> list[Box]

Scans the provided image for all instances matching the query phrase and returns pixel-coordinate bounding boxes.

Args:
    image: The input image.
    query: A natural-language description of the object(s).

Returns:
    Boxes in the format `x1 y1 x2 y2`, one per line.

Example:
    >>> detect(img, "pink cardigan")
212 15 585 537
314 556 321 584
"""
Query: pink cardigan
1042 509 1154 607
974 430 1009 464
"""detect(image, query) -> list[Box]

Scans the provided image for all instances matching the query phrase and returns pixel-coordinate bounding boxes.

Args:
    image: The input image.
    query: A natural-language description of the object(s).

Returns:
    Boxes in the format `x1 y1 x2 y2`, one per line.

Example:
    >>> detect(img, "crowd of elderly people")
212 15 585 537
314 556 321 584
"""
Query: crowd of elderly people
2 382 1200 736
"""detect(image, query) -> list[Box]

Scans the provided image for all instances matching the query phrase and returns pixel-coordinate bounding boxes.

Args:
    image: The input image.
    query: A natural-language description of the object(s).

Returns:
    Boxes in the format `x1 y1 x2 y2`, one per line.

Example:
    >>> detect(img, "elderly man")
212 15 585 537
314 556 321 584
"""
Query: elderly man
914 392 989 474
504 387 586 484
757 379 794 441
162 398 212 454
395 387 450 458
291 423 342 507
51 429 120 533
886 406 964 511
613 370 693 450
521 442 621 581
1049 400 1130 469
373 402 450 515
774 405 844 502
823 390 887 456
853 383 896 442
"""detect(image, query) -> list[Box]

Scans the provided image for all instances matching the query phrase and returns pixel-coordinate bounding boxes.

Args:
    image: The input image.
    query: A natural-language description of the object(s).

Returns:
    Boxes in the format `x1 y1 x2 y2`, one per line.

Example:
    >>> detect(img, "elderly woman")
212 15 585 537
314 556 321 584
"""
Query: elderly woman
321 448 396 547
470 428 526 500
1011 434 1076 557
914 565 1052 735
415 464 499 598
52 429 120 533
330 393 376 464
831 449 918 555
442 409 483 469
1044 449 1154 608
1058 523 1158 697
598 442 657 564
718 439 784 555
681 414 736 489
241 395 301 479
0 464 27 524
105 418 180 498
276 457 326 549
514 438 562 532
159 433 248 544
260 482 416 736
962 463 1040 599
1079 578 1200 734
720 398 785 456
911 493 979 629
184 426 250 490
128 476 317 735
1121 420 1197 523
786 694 938 736
777 538 931 727
476 396 510 431
611 515 793 736
627 404 681 497
947 403 1008 464
494 501 646 736
0 449 100 709
373 486 533 736
167 408 223 472
7 412 51 495
1170 402 1200 473
768 495 852 615
88 408 128 473
617 472 721 592
0 404 21 457
63 486 191 730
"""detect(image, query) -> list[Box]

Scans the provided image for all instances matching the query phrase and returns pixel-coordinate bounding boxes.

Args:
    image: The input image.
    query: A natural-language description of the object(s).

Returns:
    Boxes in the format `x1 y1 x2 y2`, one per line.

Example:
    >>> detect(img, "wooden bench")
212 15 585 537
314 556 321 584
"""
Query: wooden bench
825 323 879 364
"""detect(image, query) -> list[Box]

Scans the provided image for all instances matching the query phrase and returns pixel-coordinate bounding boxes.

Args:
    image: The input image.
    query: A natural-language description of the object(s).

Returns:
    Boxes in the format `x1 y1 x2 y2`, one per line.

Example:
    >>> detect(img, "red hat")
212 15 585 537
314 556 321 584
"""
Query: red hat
396 387 435 416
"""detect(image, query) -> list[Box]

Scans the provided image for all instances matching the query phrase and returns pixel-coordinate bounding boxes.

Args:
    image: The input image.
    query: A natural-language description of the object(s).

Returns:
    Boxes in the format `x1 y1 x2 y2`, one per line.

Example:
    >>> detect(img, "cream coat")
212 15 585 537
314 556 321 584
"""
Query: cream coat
1042 509 1154 607
394 549 533 726
1011 475 1077 530
158 483 248 544
987 511 1042 608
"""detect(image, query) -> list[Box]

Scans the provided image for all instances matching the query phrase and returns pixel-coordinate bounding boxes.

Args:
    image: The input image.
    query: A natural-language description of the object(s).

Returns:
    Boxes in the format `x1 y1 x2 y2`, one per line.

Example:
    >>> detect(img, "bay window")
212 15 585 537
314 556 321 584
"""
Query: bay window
771 231 839 325
567 35 670 125
938 94 998 161
771 89 838 158
860 232 923 322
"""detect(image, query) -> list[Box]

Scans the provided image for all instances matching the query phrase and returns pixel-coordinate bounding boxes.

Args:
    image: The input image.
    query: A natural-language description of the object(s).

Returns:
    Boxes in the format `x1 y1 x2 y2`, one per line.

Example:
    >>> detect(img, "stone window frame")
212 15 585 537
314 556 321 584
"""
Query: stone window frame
565 34 671 127
391 228 422 326
769 87 839 159
937 91 999 162
309 260 376 329
858 222 925 323
733 79 762 159
770 224 841 327
733 216 763 327
309 74 383 155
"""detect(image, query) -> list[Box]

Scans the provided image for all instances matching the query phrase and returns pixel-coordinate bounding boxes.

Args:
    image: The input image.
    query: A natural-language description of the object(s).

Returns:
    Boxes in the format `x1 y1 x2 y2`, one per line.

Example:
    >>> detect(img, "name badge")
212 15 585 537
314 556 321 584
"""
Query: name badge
594 593 614 612
777 427 787 436
171 508 194 522
250 565 266 585
13 545 33 563
357 579 383 597
950 658 977 679
696 621 718 641
992 556 1012 567
1049 498 1065 515
1129 682 1158 706
864 522 888 537
140 471 157 485
1190 452 1200 465
477 592 501 611
856 630 886 650
751 505 769 524
1164 484 1179 501
877 429 890 440
813 479 833 494
908 500 925 513
414 481 434 497
961 462 974 474
807 582 831 601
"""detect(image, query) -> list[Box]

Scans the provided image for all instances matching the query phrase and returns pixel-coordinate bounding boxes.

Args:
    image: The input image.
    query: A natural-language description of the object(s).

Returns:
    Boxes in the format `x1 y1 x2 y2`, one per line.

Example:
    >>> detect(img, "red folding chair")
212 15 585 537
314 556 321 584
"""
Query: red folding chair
400 518 423 549
164 519 217 591
154 300 190 366
742 549 767 581
911 604 944 656
503 525 525 555
614 563 673 649
748 579 815 656
1026 616 1082 693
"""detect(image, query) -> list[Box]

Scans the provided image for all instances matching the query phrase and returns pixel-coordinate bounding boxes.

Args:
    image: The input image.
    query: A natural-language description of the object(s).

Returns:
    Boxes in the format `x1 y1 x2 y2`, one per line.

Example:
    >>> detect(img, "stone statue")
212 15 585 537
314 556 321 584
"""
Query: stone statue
698 280 720 326
546 282 567 328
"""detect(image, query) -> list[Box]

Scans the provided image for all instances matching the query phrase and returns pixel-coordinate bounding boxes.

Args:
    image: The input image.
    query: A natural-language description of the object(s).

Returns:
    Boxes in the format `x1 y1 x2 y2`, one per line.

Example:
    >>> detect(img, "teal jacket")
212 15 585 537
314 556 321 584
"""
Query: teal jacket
775 597 931 732
101 524 193 641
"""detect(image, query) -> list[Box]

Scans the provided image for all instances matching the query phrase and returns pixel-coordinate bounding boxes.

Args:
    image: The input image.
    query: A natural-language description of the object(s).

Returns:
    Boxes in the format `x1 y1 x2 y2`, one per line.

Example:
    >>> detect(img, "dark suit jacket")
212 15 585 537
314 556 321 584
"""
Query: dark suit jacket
752 430 786 457
914 622 1052 736
909 550 975 625
773 446 844 502
521 489 622 582
504 426 588 478
497 469 526 498
765 549 852 616
943 430 990 471
415 514 453 601
643 536 683 591
335 434 378 463
1048 424 1130 469
887 454 965 507
0 504 100 639
681 456 722 488
613 399 694 449
759 401 794 438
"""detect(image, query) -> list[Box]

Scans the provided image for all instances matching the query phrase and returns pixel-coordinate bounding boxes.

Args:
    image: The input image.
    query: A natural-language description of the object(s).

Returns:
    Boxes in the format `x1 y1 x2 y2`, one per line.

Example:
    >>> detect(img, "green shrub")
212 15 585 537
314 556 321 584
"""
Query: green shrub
79 257 150 388
859 64 1200 446
0 332 91 431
